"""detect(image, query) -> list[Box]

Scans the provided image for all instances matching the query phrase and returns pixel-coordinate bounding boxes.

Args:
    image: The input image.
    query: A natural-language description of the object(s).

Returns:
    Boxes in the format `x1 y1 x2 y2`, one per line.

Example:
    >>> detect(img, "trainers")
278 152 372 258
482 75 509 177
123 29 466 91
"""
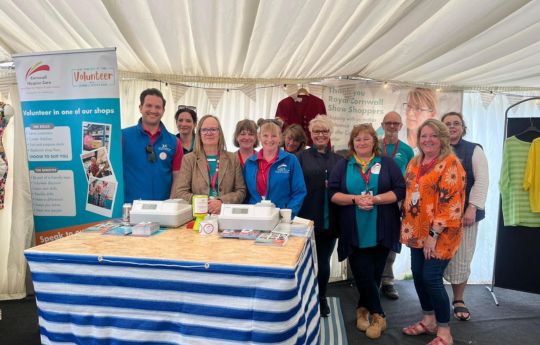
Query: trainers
366 313 387 339
381 284 399 300
320 298 330 317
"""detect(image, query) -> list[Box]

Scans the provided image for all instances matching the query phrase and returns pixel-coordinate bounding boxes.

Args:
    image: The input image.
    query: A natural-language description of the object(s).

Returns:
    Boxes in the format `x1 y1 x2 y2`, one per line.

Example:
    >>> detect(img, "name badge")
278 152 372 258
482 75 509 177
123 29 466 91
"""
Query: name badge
371 163 381 174
411 191 420 205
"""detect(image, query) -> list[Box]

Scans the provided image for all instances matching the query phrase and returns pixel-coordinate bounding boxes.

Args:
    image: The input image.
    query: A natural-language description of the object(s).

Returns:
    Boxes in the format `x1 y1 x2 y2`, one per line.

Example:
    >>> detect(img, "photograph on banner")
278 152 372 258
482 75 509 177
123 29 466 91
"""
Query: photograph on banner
322 82 462 151
82 121 111 152
86 176 117 217
81 147 114 181
401 88 463 149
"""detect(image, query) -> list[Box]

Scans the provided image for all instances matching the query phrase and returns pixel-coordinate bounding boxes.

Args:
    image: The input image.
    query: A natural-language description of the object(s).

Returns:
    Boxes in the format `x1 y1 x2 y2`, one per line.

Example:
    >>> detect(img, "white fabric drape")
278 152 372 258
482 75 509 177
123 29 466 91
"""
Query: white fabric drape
1 1 539 89
461 91 540 283
0 86 33 300
120 80 288 148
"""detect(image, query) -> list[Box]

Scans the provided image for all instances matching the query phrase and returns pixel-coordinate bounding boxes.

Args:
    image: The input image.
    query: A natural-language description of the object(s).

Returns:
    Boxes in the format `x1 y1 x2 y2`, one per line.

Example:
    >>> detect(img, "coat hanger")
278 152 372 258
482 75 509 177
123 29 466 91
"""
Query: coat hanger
516 116 540 135
505 96 540 142
297 84 309 96
515 116 540 142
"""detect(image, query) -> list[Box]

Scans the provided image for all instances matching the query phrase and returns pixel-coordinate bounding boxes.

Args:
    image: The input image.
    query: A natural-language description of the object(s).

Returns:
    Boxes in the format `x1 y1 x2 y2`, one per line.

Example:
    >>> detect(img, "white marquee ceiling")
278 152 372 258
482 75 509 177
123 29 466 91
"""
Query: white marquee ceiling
0 0 539 89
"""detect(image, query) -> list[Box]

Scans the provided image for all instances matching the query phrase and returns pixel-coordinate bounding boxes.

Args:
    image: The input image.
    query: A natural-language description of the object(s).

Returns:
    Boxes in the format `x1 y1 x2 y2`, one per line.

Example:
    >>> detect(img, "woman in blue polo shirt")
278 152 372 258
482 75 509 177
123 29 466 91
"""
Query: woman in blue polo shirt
328 123 405 340
244 120 306 218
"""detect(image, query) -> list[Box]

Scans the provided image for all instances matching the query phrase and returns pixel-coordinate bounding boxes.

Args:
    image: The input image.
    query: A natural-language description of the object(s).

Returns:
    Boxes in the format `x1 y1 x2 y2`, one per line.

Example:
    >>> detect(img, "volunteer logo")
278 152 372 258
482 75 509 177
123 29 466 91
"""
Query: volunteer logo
25 62 50 80
158 144 172 152
276 163 290 174
72 67 115 88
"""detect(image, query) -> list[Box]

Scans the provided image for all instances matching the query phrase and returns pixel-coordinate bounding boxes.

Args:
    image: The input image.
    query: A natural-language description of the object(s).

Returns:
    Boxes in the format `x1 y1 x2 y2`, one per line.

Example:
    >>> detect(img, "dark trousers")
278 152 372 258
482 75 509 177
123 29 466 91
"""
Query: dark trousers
348 245 389 315
410 248 451 325
315 230 337 300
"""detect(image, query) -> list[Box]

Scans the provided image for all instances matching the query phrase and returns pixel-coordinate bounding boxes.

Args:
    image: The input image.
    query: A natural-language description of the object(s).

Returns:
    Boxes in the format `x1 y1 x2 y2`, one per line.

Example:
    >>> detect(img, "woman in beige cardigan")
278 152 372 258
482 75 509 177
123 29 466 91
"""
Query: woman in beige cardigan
172 115 246 214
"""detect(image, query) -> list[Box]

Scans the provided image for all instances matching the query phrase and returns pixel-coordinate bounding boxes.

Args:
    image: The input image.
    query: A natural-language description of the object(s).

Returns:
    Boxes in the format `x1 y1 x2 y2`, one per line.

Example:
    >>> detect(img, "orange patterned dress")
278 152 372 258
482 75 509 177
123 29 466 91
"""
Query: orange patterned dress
401 154 466 259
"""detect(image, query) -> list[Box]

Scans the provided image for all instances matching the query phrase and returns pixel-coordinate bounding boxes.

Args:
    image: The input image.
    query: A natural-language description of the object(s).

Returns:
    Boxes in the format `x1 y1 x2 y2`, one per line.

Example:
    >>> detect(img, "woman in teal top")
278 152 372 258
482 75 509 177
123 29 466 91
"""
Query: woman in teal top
329 123 405 340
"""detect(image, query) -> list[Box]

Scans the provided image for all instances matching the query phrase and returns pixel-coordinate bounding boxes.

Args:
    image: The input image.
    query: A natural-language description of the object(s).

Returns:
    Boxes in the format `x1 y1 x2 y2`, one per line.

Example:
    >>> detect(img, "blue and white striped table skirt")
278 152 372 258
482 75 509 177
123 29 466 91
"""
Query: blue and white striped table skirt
25 241 320 344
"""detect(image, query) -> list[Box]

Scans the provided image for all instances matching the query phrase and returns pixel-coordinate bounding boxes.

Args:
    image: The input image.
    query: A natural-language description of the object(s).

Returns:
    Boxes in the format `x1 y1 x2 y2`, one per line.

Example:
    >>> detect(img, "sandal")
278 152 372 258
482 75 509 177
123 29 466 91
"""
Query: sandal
427 335 453 345
452 300 471 321
402 321 437 336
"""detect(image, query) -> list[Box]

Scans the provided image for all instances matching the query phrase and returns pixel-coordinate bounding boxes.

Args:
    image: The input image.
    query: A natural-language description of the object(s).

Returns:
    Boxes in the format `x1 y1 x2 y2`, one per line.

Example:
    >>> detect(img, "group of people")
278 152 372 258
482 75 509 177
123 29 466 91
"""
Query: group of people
122 88 489 345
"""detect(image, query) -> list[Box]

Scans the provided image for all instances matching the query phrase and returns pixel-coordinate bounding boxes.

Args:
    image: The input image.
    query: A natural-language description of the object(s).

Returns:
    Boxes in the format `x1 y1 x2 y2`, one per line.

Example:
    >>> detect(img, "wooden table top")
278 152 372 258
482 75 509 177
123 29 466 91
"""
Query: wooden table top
26 227 308 268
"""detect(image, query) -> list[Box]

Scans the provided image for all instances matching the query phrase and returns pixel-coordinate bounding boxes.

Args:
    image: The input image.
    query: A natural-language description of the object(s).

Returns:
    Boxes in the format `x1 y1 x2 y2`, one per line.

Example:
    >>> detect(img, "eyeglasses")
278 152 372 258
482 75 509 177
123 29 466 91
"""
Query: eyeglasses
403 103 433 113
200 127 219 135
382 122 401 127
312 129 330 135
145 144 155 163
444 121 462 128
177 105 197 112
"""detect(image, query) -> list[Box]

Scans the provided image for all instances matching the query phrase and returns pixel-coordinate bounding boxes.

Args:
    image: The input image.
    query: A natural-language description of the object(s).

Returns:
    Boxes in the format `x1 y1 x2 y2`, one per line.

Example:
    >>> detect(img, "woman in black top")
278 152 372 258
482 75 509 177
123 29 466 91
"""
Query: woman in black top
297 115 343 317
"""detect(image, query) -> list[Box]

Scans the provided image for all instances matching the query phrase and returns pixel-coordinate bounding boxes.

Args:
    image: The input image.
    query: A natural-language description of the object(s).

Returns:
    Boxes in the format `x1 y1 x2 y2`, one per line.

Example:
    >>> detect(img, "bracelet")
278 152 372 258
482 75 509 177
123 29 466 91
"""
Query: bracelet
352 197 356 205
374 195 382 205
429 229 439 238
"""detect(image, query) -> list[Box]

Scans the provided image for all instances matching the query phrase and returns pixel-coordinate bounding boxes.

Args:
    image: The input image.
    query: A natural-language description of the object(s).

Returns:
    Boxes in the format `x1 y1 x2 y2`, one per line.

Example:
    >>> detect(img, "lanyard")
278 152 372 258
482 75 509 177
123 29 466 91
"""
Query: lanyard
383 138 400 158
416 157 437 185
356 166 372 189
206 155 220 196
237 150 255 168
258 159 270 198
188 135 195 152
257 150 278 199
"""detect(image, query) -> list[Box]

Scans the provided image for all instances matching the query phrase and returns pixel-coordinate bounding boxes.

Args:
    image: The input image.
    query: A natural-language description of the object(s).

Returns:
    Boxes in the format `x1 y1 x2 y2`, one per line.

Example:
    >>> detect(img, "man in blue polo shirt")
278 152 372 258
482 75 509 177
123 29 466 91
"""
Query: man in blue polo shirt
379 111 414 300
122 88 183 203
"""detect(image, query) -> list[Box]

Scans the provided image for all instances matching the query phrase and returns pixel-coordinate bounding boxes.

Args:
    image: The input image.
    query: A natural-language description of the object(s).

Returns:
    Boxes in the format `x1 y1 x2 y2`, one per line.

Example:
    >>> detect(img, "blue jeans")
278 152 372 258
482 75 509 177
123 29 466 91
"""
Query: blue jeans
348 245 389 315
315 230 337 300
410 248 451 325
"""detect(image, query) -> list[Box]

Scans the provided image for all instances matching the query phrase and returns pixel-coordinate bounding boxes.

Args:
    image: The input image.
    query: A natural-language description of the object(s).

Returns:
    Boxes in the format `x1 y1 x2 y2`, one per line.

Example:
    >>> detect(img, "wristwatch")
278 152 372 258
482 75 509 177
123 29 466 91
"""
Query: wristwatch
429 229 439 238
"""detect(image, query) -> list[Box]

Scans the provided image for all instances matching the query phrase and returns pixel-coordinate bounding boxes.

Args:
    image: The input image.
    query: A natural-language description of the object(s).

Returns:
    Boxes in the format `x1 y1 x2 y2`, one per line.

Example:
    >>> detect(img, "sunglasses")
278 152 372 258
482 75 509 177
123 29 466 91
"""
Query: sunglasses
177 105 197 112
146 144 155 163
261 119 283 127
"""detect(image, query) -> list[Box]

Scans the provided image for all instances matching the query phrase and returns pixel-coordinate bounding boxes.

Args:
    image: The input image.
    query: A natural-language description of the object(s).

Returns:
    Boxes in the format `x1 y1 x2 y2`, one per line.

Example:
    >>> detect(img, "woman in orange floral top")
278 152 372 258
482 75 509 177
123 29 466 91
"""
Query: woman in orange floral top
401 119 466 345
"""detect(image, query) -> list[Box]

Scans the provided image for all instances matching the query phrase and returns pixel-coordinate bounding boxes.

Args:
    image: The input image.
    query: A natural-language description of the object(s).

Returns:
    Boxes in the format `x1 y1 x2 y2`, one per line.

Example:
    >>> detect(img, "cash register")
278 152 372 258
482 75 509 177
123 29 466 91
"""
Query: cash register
218 200 280 231
129 199 193 228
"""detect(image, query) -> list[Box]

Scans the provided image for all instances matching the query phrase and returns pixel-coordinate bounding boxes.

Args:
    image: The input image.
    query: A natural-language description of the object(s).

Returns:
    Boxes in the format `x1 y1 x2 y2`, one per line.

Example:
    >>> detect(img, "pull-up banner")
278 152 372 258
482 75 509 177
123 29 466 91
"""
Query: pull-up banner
14 48 123 244
322 81 463 151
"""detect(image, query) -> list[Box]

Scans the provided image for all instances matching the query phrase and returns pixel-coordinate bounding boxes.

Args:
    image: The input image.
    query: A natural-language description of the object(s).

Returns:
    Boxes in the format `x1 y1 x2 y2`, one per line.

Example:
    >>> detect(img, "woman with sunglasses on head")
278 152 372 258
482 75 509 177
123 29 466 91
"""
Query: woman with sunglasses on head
175 106 197 154
244 120 306 218
328 123 405 339
297 115 344 317
233 119 259 169
172 115 246 215
441 112 489 323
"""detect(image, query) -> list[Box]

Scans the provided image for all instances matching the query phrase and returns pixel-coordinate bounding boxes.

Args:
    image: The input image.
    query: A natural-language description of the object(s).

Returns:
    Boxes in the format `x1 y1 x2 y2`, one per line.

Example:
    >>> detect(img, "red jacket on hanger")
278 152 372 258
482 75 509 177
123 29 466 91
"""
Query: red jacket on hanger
275 94 327 145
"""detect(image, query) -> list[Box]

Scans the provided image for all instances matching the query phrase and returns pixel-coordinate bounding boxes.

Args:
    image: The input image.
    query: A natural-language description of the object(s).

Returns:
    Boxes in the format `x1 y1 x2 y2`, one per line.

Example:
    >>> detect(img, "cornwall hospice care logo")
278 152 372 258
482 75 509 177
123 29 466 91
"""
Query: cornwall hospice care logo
24 62 51 86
